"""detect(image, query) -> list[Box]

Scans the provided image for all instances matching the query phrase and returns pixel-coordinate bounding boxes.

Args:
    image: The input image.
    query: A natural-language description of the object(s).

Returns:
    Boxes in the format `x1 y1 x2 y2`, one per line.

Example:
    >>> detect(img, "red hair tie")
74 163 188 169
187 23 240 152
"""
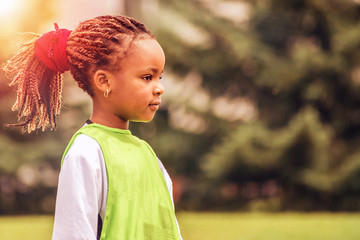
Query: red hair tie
34 23 72 73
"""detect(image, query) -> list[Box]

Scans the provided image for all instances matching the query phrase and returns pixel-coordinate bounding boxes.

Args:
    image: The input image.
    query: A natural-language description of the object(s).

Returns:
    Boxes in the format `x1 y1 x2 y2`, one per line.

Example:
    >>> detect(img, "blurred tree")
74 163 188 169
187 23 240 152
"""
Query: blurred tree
140 0 360 211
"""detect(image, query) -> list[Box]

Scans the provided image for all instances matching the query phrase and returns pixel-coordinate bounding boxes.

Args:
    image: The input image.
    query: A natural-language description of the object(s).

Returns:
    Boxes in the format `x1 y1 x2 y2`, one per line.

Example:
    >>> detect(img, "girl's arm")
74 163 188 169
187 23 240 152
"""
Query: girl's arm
52 134 106 240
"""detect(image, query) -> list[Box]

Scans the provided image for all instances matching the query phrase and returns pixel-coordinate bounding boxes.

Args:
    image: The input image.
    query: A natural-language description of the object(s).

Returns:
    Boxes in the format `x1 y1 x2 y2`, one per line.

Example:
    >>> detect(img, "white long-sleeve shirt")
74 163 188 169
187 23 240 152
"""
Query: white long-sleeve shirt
52 134 182 240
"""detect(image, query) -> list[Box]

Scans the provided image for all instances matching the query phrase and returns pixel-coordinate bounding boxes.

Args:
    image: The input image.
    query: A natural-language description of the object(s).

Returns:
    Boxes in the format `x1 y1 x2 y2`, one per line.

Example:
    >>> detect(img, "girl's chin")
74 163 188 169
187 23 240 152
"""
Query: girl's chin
131 117 155 123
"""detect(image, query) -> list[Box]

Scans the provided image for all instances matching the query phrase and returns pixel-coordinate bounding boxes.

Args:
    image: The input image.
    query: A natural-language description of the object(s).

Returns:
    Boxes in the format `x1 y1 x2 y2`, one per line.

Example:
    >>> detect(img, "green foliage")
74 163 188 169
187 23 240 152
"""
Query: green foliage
150 0 360 211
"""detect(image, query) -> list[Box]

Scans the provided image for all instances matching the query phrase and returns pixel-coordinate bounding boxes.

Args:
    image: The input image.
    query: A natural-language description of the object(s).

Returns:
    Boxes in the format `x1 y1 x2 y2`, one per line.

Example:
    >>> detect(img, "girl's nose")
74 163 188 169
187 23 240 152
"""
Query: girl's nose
154 82 165 95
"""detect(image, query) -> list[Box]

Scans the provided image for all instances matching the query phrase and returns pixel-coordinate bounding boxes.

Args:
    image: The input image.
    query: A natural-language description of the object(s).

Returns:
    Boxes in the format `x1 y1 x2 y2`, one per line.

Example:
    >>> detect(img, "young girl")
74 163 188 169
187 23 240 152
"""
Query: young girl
3 15 182 240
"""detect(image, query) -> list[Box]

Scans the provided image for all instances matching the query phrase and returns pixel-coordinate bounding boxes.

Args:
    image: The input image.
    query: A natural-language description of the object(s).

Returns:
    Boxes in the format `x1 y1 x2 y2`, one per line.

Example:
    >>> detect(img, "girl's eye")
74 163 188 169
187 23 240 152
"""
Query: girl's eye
143 75 152 81
159 75 163 80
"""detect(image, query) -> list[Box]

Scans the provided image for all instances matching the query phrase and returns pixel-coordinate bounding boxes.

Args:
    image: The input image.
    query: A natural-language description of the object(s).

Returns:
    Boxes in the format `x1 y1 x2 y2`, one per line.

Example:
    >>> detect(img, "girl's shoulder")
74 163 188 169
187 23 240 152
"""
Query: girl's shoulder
63 133 103 166
71 133 100 147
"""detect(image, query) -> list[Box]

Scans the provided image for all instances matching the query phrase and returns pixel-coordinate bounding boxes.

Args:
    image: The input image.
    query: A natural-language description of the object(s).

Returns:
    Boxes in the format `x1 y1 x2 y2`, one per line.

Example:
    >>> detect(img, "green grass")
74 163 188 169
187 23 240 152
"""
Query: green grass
0 212 359 240
177 212 360 240
0 215 53 240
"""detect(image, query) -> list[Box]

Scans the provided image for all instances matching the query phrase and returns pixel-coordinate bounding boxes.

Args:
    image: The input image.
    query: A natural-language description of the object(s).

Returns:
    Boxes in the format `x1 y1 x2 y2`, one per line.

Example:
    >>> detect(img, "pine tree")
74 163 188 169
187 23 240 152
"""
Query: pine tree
141 0 360 211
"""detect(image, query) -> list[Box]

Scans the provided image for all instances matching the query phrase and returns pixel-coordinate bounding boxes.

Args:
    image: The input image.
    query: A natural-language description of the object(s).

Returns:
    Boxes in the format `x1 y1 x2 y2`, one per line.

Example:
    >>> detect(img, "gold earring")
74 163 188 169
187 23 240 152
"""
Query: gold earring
104 89 110 97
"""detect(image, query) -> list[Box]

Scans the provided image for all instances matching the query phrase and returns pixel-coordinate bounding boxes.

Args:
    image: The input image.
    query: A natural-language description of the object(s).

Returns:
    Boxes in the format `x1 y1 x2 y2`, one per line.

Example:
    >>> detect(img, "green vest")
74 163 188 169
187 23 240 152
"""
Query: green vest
62 124 180 240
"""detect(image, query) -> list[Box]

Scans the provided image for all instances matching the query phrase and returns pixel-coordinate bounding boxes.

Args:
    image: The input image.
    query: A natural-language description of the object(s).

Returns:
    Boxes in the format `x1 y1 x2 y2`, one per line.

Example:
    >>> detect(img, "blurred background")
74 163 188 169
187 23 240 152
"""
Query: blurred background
1 0 360 222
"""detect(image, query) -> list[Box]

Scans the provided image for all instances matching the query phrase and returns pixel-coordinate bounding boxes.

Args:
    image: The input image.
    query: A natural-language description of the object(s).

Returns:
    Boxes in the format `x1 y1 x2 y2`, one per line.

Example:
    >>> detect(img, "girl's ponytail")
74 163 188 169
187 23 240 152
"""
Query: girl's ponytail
3 24 72 133
3 15 154 133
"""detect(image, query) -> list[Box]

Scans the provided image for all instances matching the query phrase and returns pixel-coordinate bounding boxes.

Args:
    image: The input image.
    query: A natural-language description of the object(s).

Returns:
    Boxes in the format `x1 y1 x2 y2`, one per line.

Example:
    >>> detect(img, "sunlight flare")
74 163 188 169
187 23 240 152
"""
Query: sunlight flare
0 0 21 17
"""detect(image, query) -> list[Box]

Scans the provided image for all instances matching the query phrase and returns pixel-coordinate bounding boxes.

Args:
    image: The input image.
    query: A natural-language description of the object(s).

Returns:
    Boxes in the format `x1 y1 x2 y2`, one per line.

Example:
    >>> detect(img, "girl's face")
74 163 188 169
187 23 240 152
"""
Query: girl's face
106 38 165 123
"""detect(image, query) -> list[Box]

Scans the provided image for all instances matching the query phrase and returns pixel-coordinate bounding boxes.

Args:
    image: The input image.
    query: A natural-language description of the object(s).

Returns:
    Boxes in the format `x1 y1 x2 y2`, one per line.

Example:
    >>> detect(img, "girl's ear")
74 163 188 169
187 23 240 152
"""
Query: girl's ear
92 69 112 94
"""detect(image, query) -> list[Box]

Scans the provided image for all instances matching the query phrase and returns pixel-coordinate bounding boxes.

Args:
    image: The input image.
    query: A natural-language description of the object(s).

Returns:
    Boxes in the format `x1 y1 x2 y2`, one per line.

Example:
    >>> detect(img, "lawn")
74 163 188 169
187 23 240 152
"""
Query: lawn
177 212 360 240
0 212 359 240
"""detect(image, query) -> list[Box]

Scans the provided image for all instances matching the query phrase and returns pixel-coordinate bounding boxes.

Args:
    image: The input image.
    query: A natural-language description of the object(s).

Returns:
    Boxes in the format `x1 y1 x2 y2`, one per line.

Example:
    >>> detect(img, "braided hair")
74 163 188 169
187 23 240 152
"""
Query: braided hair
2 15 154 133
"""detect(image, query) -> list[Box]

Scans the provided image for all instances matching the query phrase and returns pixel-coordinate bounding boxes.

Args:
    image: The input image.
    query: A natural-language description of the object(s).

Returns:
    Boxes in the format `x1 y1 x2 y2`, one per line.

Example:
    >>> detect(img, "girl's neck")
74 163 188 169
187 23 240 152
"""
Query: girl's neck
89 115 129 130
90 103 129 130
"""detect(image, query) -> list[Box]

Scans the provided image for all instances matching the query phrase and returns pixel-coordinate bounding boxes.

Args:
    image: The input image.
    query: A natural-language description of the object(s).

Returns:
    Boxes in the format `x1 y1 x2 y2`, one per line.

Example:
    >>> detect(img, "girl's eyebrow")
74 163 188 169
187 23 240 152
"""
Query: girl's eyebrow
146 67 164 74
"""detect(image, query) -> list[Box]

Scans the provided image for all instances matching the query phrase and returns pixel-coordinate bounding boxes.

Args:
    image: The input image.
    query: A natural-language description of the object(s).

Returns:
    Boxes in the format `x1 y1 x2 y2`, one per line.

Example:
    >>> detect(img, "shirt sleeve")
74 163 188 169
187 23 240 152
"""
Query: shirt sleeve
52 134 106 240
157 159 183 240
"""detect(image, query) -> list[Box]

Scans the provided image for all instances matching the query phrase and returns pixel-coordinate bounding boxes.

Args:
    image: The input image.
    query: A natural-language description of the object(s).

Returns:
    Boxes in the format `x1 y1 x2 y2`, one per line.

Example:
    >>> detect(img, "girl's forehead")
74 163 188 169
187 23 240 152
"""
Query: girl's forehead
129 38 164 55
117 38 165 68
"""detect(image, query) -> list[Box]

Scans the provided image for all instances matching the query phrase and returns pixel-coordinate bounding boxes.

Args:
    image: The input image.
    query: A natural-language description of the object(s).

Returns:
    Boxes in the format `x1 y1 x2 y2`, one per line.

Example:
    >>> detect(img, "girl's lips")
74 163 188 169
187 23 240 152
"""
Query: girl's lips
148 104 160 111
150 100 161 105
148 100 161 111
